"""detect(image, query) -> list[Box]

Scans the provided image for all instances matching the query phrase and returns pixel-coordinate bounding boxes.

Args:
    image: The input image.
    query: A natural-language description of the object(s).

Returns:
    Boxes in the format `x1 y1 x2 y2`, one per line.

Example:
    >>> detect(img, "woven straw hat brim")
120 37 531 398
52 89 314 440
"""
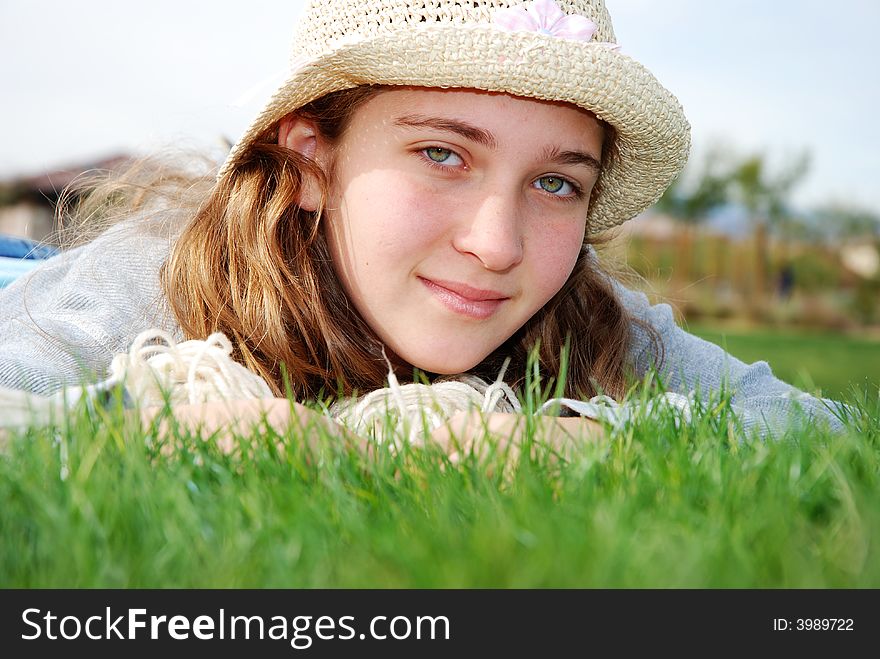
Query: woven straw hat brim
220 25 691 233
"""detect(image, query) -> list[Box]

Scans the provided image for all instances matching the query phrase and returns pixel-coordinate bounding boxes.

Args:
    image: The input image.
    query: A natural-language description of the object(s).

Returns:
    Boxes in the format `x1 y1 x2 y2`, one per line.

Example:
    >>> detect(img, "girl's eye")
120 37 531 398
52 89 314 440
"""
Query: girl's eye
425 147 451 162
421 147 463 167
534 176 577 197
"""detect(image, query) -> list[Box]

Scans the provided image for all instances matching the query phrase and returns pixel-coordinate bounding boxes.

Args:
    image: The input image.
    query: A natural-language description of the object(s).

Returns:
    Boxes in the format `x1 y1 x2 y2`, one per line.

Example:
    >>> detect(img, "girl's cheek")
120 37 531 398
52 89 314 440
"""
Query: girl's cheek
391 181 461 236
533 226 585 291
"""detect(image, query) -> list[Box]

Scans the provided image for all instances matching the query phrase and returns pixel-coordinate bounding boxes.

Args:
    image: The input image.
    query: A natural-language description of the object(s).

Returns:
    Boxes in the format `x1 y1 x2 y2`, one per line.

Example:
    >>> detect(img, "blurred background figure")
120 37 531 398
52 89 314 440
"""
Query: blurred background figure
777 262 795 302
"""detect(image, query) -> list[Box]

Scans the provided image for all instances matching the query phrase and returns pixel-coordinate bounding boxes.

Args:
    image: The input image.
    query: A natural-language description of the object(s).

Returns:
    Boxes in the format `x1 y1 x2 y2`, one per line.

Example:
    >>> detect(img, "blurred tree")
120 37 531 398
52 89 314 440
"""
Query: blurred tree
811 203 880 241
655 146 732 224
813 204 880 325
728 151 810 305
655 147 732 284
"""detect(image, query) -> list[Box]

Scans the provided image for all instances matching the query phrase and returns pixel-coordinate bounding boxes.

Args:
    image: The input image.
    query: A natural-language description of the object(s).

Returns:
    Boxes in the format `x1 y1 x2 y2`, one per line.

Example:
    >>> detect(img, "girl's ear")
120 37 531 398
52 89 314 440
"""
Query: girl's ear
277 114 324 212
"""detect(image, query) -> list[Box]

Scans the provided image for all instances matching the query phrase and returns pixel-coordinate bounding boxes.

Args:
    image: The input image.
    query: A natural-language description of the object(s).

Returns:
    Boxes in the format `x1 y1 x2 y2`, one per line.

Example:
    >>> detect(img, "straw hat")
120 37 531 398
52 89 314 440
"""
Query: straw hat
220 0 690 232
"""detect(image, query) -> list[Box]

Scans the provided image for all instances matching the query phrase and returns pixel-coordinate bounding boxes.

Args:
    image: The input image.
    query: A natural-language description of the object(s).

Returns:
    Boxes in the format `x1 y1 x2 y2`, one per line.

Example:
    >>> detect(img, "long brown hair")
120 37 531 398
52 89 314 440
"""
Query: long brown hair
160 86 660 401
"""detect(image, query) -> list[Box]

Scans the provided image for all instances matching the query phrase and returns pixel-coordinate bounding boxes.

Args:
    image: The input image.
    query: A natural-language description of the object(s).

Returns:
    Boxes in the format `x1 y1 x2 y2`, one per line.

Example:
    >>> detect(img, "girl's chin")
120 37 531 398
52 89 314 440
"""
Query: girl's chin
402 350 490 376
386 328 511 375
407 361 481 376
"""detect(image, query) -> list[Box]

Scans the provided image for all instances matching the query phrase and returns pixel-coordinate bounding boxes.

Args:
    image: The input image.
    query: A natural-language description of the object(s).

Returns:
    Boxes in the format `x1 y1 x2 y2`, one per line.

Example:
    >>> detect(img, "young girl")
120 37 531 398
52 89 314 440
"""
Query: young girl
0 0 842 446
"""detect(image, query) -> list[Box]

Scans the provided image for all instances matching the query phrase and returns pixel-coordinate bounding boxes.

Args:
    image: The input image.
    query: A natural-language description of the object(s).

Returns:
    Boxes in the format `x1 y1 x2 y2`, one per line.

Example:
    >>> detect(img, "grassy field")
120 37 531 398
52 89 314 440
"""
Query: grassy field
689 323 880 401
1 380 877 588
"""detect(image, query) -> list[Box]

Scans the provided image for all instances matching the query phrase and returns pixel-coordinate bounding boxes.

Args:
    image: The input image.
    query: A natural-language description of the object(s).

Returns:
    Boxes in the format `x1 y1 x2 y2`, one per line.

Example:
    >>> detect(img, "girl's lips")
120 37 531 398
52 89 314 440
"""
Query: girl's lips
419 277 509 320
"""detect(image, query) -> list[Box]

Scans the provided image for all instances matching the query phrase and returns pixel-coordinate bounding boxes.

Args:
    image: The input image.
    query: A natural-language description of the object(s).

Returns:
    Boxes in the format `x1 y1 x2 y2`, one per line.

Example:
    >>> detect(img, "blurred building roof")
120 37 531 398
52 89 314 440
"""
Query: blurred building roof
0 154 132 206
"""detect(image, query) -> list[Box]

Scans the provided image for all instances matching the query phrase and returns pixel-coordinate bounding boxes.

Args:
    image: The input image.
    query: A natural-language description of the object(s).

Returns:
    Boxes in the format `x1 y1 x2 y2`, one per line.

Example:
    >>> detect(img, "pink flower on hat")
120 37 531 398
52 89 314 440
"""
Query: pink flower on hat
492 0 598 42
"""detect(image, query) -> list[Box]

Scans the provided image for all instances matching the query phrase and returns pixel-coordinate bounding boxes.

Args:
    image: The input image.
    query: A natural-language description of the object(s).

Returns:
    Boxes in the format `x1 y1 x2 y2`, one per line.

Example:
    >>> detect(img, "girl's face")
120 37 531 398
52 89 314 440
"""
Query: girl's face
323 88 604 374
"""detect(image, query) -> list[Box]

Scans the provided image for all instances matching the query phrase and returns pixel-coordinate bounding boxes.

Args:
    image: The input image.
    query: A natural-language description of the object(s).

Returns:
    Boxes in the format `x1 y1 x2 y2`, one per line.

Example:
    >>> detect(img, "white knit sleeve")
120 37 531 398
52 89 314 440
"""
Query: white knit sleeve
615 280 849 435
0 224 181 394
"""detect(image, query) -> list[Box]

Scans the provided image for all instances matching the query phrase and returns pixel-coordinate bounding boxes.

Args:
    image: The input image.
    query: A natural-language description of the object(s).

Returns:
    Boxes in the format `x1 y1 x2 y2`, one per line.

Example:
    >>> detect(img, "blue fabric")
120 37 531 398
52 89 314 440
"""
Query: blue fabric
0 234 59 260
1 257 42 288
0 235 58 288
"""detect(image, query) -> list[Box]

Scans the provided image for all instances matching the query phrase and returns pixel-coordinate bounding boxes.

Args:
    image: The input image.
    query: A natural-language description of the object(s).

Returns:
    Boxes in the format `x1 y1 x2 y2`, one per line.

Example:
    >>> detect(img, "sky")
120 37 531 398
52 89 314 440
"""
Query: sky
1 0 878 212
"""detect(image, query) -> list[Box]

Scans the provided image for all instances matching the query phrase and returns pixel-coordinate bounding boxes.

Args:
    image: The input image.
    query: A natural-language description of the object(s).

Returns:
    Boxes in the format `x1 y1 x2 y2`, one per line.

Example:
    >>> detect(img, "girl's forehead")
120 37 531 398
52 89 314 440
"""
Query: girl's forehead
353 86 603 138
364 86 590 113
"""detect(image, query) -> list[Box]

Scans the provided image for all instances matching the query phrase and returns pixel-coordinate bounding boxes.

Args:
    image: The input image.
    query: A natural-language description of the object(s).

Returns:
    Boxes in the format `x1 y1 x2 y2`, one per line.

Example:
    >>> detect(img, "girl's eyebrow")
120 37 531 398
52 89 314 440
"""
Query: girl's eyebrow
393 114 497 149
541 146 602 175
393 114 601 174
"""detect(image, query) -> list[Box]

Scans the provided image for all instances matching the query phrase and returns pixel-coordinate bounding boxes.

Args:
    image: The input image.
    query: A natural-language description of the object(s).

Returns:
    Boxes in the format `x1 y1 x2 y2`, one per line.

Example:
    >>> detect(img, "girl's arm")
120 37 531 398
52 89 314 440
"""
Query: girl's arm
141 399 371 456
429 410 606 467
0 224 177 395
613 280 848 435
143 400 606 467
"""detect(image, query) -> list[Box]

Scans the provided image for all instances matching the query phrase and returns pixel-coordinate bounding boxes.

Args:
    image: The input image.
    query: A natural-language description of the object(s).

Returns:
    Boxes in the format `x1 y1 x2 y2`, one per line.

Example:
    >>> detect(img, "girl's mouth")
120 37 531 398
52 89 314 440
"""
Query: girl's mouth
419 277 509 320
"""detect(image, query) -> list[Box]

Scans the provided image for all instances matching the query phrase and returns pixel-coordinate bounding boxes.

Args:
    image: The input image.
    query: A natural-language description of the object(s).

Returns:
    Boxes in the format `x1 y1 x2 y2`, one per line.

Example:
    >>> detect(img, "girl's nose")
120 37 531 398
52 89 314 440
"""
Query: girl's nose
453 192 524 272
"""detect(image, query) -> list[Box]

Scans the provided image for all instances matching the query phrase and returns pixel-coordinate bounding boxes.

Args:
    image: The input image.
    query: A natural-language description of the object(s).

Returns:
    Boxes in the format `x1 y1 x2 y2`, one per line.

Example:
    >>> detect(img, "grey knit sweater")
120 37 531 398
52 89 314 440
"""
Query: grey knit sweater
0 223 844 435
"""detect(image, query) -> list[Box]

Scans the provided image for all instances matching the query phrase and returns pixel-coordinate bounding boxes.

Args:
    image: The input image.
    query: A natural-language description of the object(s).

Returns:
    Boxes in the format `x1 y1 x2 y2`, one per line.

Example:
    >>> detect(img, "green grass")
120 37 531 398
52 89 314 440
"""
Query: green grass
688 324 880 400
1 387 878 588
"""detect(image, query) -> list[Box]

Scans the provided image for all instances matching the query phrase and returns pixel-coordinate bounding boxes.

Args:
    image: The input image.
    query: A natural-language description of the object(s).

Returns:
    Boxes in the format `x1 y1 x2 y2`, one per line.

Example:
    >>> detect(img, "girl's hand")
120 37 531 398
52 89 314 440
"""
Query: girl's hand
140 398 363 455
429 410 605 469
